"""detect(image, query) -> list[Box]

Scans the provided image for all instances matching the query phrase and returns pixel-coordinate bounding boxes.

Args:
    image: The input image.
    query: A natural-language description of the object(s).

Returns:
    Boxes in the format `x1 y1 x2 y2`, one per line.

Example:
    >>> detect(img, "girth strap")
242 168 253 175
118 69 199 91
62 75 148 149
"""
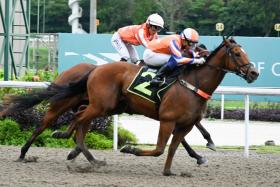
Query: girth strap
179 79 211 100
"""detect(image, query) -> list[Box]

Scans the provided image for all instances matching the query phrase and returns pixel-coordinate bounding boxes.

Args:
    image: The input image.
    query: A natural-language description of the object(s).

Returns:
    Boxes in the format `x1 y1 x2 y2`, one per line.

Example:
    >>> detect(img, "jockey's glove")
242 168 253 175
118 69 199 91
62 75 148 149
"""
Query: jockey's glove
193 57 206 65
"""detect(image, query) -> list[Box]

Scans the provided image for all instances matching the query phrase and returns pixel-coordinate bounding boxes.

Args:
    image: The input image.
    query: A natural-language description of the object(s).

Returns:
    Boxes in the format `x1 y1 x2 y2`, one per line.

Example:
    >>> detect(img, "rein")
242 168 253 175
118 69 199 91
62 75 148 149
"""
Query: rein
179 79 211 100
178 39 251 100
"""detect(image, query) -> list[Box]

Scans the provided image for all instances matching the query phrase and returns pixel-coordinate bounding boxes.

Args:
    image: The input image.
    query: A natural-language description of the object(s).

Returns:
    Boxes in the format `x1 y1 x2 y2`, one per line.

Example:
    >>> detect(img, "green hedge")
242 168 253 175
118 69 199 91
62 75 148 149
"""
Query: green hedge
0 118 136 149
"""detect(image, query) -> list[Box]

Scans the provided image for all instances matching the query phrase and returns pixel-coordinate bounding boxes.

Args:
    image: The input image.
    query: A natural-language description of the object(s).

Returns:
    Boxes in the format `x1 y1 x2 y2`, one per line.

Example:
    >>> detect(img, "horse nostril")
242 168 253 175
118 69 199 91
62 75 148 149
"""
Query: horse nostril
251 70 259 77
249 67 259 77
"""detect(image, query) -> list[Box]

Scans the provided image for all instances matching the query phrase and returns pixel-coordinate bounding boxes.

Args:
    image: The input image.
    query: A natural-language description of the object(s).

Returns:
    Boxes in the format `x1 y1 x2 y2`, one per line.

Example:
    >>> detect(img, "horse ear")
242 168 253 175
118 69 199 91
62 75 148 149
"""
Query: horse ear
226 31 234 39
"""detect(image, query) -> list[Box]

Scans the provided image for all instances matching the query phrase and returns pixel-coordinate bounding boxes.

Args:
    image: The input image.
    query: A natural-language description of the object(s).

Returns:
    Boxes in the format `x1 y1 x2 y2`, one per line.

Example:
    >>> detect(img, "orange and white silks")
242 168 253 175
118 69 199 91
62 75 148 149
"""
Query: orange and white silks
118 23 158 47
143 35 194 66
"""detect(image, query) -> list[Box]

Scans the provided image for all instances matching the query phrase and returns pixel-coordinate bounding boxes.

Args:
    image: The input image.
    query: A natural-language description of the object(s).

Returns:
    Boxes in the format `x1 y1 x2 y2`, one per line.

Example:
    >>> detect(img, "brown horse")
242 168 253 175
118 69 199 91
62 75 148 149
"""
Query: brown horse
0 63 213 164
50 37 259 175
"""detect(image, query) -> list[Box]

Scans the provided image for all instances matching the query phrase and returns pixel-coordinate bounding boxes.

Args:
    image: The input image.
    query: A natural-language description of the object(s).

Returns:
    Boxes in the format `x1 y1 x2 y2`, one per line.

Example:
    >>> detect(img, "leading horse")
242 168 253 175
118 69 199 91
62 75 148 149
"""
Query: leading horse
0 65 212 164
51 37 259 175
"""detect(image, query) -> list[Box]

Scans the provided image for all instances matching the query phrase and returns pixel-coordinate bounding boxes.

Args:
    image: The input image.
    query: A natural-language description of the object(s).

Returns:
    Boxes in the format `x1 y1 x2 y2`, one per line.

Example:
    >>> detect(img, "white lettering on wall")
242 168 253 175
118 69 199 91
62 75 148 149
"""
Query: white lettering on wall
251 61 265 74
272 62 280 76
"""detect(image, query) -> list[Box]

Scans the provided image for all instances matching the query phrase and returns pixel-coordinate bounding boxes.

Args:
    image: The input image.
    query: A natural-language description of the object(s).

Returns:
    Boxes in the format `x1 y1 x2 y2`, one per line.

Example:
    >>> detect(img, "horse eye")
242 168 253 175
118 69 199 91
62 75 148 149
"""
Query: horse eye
235 53 241 57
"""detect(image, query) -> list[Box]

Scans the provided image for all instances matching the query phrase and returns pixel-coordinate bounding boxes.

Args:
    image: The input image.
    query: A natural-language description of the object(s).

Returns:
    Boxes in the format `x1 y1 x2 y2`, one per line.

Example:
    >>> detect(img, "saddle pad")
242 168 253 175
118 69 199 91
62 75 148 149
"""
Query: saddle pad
127 66 176 104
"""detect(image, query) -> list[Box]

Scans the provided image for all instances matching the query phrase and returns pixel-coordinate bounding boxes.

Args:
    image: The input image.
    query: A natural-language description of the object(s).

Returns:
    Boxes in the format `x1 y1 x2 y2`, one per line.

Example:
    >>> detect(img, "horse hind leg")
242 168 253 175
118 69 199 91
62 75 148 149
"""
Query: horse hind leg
68 104 106 166
180 139 208 165
195 122 216 151
51 106 87 139
74 123 106 167
120 121 175 157
17 109 61 161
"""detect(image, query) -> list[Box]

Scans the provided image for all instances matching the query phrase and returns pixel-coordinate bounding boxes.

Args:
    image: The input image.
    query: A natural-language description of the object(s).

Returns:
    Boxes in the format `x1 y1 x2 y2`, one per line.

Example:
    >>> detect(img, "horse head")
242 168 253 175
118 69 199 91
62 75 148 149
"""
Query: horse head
207 37 259 83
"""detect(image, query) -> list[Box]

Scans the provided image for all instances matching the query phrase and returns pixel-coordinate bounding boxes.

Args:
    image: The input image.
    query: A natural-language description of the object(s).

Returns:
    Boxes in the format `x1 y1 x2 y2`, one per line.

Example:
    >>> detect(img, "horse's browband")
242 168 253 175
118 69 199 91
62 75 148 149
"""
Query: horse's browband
179 79 211 100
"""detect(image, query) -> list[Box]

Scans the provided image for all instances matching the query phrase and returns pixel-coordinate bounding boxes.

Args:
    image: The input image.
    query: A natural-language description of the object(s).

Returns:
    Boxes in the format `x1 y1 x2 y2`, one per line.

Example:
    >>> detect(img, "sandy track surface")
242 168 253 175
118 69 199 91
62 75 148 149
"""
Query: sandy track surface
0 146 279 187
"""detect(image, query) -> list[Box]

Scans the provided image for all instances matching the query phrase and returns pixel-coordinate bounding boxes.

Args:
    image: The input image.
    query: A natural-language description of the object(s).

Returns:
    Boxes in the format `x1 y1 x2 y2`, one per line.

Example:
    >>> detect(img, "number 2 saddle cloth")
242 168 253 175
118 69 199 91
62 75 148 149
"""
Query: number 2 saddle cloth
127 66 180 104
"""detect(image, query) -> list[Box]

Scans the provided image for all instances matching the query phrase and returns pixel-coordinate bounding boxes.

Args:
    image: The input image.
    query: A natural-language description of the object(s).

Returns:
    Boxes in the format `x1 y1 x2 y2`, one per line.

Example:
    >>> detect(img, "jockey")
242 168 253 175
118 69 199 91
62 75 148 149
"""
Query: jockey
111 13 164 64
143 28 206 86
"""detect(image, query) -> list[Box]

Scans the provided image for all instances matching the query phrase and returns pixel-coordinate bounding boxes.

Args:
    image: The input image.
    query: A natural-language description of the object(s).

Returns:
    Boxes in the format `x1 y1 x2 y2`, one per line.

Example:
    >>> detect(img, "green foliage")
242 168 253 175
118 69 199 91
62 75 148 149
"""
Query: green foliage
208 100 280 110
85 132 113 149
0 119 31 145
117 126 137 145
19 69 58 82
103 123 137 147
30 0 280 36
0 118 136 150
33 129 75 148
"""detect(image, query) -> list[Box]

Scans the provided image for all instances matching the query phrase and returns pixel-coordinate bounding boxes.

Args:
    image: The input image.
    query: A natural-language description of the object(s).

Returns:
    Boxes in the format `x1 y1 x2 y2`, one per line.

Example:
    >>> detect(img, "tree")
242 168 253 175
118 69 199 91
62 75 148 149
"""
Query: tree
31 0 71 33
221 0 280 36
30 0 280 36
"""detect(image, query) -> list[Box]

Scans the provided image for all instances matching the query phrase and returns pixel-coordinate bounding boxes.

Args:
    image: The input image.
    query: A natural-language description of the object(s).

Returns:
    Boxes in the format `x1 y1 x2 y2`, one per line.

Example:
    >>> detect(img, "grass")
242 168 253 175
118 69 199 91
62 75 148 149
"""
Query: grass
132 144 280 154
208 100 280 110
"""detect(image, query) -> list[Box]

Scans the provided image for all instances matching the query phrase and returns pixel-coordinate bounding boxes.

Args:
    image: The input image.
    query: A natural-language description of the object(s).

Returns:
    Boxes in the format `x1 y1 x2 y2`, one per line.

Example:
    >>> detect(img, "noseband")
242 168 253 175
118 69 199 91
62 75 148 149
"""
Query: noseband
206 42 252 79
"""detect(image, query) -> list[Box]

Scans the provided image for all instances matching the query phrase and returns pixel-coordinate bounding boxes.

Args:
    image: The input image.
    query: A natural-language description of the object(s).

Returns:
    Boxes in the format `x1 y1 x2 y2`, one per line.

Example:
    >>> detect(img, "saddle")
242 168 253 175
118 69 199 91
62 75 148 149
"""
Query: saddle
127 65 182 104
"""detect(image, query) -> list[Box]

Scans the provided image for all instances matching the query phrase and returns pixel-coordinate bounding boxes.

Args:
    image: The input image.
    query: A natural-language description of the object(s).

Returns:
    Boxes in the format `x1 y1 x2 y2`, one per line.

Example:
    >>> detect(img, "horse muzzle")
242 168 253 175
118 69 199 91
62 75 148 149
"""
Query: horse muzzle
246 66 259 83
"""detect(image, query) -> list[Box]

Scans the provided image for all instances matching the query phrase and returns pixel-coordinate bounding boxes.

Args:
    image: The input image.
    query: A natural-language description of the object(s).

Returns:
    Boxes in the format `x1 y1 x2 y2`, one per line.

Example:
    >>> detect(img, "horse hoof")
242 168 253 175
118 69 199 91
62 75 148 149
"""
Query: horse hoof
15 156 38 163
206 143 216 151
120 145 131 153
52 130 68 139
163 170 176 176
90 159 106 168
96 159 106 166
15 158 24 162
197 157 208 165
67 151 78 160
51 130 61 138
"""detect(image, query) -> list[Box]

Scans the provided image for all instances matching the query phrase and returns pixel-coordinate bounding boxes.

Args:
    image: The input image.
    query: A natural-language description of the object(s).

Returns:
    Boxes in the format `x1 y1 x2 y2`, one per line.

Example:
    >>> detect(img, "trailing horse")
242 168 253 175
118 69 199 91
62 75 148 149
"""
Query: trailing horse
51 38 259 175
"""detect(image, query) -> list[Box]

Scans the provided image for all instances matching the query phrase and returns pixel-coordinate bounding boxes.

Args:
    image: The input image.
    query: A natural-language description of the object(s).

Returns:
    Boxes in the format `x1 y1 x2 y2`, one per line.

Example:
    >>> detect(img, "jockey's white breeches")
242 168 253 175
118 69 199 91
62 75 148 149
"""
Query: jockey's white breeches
111 32 139 63
143 49 171 67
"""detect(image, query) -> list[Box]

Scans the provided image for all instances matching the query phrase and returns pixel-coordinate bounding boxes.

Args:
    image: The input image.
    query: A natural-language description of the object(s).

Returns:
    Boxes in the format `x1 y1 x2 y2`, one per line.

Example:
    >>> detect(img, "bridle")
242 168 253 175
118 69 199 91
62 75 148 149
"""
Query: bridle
178 39 254 100
205 41 253 79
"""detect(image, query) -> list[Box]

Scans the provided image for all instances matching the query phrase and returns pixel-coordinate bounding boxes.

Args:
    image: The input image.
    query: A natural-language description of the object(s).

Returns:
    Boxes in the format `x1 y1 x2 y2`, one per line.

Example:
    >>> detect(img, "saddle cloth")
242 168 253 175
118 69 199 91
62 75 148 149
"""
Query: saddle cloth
127 66 178 104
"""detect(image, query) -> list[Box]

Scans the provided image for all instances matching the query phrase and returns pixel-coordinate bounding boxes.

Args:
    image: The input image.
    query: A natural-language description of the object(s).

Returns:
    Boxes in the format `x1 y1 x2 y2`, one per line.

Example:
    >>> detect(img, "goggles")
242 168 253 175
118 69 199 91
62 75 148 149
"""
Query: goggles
150 24 162 32
186 39 198 49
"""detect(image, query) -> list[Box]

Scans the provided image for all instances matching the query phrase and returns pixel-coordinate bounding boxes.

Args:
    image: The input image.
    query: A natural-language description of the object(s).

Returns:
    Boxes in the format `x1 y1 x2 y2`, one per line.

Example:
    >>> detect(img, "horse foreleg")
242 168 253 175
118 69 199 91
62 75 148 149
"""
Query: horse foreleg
67 145 82 160
120 121 175 157
195 122 216 151
180 139 208 165
163 125 193 176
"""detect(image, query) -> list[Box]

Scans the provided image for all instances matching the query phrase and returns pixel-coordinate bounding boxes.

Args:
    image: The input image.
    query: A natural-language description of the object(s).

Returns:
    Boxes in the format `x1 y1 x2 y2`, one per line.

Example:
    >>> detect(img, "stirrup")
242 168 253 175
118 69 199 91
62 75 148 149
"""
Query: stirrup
150 77 166 86
120 58 128 62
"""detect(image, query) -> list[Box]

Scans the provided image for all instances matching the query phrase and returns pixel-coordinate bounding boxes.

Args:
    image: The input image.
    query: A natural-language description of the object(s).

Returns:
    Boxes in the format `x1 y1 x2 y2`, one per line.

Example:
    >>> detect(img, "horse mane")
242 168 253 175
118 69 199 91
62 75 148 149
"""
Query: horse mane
205 37 237 62
181 37 238 74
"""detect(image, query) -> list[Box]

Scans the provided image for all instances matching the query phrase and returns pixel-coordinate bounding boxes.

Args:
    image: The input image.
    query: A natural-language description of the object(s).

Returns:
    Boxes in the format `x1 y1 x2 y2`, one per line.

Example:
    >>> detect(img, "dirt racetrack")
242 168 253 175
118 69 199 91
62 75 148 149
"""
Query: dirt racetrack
0 146 280 187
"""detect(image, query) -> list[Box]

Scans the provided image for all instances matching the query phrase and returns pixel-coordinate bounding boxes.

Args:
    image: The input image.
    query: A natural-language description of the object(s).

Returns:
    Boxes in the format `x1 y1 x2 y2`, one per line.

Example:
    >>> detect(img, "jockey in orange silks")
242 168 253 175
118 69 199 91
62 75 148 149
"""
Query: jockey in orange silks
144 28 206 85
111 13 164 64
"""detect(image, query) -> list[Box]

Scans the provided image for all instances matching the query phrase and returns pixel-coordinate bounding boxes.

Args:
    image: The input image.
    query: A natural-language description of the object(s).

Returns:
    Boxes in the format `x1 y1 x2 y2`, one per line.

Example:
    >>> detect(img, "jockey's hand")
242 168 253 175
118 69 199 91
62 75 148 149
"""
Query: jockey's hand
194 52 200 58
193 57 205 65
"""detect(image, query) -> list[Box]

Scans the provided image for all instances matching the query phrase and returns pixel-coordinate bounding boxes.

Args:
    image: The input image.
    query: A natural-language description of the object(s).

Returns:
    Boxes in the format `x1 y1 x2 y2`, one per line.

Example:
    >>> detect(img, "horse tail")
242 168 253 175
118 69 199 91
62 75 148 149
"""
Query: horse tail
0 85 62 117
49 68 94 103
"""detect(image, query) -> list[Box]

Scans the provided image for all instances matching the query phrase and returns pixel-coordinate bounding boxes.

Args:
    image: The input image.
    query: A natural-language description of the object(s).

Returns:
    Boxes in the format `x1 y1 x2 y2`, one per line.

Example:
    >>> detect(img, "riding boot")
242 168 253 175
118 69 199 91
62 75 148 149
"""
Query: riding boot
120 58 128 62
150 64 171 86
